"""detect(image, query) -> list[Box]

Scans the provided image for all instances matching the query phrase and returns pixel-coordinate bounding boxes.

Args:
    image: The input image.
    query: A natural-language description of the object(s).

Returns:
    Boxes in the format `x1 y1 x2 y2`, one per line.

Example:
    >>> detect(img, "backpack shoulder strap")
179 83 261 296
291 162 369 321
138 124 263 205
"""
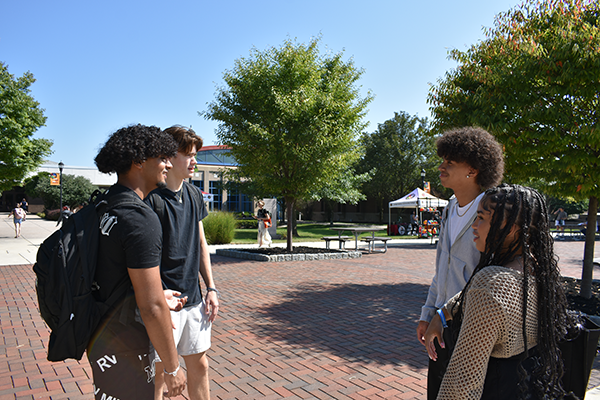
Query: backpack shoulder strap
184 181 206 219
185 181 203 206
94 189 151 214
138 187 167 225
155 195 167 223
91 190 146 318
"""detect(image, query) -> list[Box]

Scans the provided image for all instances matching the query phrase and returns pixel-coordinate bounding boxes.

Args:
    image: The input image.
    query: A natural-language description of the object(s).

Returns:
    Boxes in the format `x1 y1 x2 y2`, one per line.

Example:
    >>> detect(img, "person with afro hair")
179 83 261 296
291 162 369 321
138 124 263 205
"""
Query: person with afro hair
89 124 186 399
416 126 504 399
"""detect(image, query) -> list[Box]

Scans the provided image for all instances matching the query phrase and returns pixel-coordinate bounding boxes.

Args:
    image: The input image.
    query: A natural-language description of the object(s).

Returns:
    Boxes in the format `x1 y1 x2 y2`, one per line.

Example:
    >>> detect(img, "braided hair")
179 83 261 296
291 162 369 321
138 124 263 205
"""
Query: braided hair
450 184 569 399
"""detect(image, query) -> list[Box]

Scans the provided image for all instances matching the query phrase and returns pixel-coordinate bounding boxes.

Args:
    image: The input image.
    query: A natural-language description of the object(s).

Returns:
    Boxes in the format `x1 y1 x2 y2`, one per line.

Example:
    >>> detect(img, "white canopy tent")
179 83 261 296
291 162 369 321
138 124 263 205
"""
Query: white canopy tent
388 188 449 229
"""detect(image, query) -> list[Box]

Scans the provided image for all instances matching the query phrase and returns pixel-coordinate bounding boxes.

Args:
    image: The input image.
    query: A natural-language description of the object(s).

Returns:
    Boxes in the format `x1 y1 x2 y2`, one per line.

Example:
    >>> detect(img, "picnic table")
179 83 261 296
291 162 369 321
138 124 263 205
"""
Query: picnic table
328 226 389 251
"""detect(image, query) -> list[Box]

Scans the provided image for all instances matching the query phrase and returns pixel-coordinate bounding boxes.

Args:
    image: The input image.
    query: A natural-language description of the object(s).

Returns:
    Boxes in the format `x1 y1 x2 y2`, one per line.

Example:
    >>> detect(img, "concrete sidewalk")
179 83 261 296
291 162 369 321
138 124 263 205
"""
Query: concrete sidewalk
1 212 599 399
0 213 62 265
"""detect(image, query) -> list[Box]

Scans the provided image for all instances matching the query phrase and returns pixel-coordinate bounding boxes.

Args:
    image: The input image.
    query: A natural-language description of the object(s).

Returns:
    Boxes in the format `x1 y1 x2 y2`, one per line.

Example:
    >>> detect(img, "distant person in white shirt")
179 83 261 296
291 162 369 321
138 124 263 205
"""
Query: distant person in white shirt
10 203 26 238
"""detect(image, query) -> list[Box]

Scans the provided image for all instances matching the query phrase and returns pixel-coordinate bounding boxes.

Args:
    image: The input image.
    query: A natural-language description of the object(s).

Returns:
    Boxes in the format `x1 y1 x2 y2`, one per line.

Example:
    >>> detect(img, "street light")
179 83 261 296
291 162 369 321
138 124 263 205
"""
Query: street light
421 169 426 190
58 161 64 221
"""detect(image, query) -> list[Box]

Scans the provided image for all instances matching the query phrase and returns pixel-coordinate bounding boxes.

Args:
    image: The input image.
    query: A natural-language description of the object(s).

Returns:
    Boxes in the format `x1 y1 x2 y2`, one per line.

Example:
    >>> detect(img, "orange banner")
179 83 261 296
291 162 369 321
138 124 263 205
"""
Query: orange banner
50 173 60 186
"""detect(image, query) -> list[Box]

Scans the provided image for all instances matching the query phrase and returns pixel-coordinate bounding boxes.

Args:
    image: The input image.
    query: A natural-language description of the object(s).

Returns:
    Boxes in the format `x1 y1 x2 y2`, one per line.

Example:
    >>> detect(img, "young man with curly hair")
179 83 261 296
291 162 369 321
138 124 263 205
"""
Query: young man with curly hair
90 124 186 399
145 125 219 400
415 126 504 400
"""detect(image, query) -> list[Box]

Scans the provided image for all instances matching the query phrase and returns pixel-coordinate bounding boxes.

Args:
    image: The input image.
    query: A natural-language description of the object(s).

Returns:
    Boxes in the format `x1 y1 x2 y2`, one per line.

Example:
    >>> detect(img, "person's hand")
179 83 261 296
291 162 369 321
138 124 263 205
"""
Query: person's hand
424 314 444 361
164 290 187 311
163 367 186 398
416 320 429 346
205 290 219 323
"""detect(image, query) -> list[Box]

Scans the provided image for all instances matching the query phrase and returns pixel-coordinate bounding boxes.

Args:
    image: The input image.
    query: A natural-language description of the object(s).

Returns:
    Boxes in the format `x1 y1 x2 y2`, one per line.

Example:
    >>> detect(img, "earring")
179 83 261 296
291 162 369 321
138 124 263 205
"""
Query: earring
466 175 470 178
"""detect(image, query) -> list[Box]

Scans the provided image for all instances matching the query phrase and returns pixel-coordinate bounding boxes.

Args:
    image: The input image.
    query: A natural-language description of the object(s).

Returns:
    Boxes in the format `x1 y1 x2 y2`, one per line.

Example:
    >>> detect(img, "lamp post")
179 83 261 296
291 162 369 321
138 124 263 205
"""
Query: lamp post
421 169 426 190
58 161 64 218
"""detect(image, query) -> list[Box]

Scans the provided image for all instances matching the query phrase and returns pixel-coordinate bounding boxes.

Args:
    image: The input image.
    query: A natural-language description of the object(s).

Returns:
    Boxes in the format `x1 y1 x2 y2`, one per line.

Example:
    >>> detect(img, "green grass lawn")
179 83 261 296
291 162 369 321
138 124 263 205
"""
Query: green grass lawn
232 223 415 244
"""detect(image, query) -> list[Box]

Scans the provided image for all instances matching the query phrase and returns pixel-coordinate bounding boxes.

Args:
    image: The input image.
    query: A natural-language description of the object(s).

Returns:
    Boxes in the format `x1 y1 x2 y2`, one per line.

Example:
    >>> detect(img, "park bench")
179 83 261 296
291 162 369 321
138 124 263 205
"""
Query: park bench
361 236 391 253
554 223 585 240
321 236 351 250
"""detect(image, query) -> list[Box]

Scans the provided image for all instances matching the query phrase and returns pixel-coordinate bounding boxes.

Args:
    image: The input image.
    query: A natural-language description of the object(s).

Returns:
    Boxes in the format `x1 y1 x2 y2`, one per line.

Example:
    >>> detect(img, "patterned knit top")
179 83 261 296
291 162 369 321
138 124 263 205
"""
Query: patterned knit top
438 266 538 400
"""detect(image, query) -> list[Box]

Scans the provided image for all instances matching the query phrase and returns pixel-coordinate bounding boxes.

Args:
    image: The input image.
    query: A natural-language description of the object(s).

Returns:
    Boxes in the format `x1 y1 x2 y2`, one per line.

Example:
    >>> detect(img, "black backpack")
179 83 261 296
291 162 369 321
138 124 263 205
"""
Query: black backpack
33 190 133 361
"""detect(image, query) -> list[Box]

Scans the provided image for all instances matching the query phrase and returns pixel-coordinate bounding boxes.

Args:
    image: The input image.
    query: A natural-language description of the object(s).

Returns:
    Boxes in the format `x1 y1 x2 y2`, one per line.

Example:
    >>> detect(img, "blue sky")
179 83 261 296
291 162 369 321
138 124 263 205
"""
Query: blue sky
2 0 517 167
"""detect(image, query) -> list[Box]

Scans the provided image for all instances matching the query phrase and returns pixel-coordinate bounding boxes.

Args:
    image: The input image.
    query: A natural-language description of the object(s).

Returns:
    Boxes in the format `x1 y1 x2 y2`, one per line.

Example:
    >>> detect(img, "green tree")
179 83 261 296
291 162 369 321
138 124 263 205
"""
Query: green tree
308 165 371 226
545 195 589 216
428 0 600 297
357 111 440 222
203 37 373 250
0 62 52 193
25 172 98 210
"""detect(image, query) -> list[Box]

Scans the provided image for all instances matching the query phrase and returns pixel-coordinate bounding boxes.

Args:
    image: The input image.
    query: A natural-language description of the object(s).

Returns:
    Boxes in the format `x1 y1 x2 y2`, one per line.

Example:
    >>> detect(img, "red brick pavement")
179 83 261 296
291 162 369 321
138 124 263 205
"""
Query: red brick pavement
0 264 93 399
0 240 598 399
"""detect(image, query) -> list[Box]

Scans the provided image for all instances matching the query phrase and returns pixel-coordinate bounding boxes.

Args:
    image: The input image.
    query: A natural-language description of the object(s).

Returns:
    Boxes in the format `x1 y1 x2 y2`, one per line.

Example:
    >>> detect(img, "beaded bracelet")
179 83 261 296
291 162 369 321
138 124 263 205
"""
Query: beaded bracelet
164 363 180 377
437 308 448 328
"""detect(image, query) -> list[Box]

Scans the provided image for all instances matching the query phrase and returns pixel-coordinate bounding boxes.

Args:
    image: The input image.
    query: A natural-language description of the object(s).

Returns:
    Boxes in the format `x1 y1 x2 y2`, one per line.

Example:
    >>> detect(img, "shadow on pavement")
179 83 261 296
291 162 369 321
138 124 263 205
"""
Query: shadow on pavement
254 282 428 369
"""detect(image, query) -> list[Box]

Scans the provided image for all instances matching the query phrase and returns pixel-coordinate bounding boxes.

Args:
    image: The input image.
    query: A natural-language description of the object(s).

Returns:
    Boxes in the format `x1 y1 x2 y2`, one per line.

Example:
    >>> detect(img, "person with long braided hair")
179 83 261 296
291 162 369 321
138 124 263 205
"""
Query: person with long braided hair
424 184 570 399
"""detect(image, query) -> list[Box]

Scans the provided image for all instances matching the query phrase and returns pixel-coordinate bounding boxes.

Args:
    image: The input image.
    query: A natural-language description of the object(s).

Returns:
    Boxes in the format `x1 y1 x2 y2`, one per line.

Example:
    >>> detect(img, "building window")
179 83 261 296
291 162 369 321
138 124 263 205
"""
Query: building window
209 181 221 210
226 190 253 212
192 170 204 185
227 189 239 212
192 180 203 191
196 148 237 165
241 193 253 213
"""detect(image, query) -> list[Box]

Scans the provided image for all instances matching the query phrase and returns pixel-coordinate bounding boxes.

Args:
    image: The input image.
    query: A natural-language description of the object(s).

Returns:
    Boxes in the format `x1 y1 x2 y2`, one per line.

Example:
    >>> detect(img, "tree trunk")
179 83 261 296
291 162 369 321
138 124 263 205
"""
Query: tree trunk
580 196 598 299
292 211 299 237
327 200 335 226
286 198 295 251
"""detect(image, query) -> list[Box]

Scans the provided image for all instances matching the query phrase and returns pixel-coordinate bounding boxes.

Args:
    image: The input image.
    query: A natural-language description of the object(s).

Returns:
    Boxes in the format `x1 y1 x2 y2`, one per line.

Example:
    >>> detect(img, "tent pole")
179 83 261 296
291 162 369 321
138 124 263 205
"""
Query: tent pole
388 204 391 235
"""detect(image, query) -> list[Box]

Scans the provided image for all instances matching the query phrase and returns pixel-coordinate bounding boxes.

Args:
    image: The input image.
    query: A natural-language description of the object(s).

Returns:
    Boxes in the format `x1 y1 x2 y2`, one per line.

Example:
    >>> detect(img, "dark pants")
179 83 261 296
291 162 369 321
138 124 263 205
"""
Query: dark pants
411 223 419 234
427 322 453 400
88 306 154 399
481 353 530 399
428 326 540 400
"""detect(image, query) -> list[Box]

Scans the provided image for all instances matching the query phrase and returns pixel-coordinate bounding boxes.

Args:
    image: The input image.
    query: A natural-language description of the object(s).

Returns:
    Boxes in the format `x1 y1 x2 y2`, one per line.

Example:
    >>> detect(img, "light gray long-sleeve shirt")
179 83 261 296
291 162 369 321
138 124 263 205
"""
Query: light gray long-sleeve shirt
420 196 482 323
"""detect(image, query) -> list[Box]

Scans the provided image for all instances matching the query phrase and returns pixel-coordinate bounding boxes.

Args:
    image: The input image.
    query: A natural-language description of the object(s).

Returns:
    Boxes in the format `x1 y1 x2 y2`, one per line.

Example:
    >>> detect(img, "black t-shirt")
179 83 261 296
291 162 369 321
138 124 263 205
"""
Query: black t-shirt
257 208 269 219
145 181 208 307
95 184 163 303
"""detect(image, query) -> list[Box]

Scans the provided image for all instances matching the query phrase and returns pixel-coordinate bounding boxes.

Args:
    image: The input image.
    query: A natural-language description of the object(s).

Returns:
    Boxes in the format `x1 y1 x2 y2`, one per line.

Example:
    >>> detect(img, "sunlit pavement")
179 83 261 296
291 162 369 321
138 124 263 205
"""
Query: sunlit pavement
1 213 599 399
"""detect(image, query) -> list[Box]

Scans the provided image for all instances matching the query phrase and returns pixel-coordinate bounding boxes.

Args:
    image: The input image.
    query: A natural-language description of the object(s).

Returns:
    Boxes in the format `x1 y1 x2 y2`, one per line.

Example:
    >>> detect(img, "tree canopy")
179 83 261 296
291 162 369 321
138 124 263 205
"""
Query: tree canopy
0 62 52 193
202 37 372 250
357 111 441 222
25 172 97 210
428 0 600 297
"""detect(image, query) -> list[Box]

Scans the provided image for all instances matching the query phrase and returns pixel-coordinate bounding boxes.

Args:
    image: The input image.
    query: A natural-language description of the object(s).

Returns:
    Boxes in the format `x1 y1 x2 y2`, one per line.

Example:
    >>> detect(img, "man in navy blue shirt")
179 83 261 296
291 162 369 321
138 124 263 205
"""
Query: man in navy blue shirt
146 125 219 400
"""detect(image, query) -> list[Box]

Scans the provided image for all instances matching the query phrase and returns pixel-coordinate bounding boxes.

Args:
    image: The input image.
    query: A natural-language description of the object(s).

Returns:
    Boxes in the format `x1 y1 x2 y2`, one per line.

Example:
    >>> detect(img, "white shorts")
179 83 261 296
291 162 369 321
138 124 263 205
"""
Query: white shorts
151 301 212 363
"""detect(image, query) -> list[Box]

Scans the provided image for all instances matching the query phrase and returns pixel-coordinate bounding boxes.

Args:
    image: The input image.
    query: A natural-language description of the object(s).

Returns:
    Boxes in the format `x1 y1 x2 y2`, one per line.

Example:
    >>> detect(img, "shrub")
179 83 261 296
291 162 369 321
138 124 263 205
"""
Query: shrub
237 219 258 229
45 209 61 221
203 212 237 244
234 211 254 219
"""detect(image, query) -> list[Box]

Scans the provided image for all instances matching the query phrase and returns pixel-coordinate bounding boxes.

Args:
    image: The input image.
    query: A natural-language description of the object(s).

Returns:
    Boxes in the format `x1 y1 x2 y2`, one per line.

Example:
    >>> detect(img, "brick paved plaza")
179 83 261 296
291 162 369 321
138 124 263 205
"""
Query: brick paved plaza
1 222 599 399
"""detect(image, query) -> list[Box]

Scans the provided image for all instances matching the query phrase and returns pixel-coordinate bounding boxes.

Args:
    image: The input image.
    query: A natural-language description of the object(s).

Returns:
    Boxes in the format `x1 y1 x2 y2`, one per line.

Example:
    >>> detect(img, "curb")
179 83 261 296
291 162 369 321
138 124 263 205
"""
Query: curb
216 248 363 262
